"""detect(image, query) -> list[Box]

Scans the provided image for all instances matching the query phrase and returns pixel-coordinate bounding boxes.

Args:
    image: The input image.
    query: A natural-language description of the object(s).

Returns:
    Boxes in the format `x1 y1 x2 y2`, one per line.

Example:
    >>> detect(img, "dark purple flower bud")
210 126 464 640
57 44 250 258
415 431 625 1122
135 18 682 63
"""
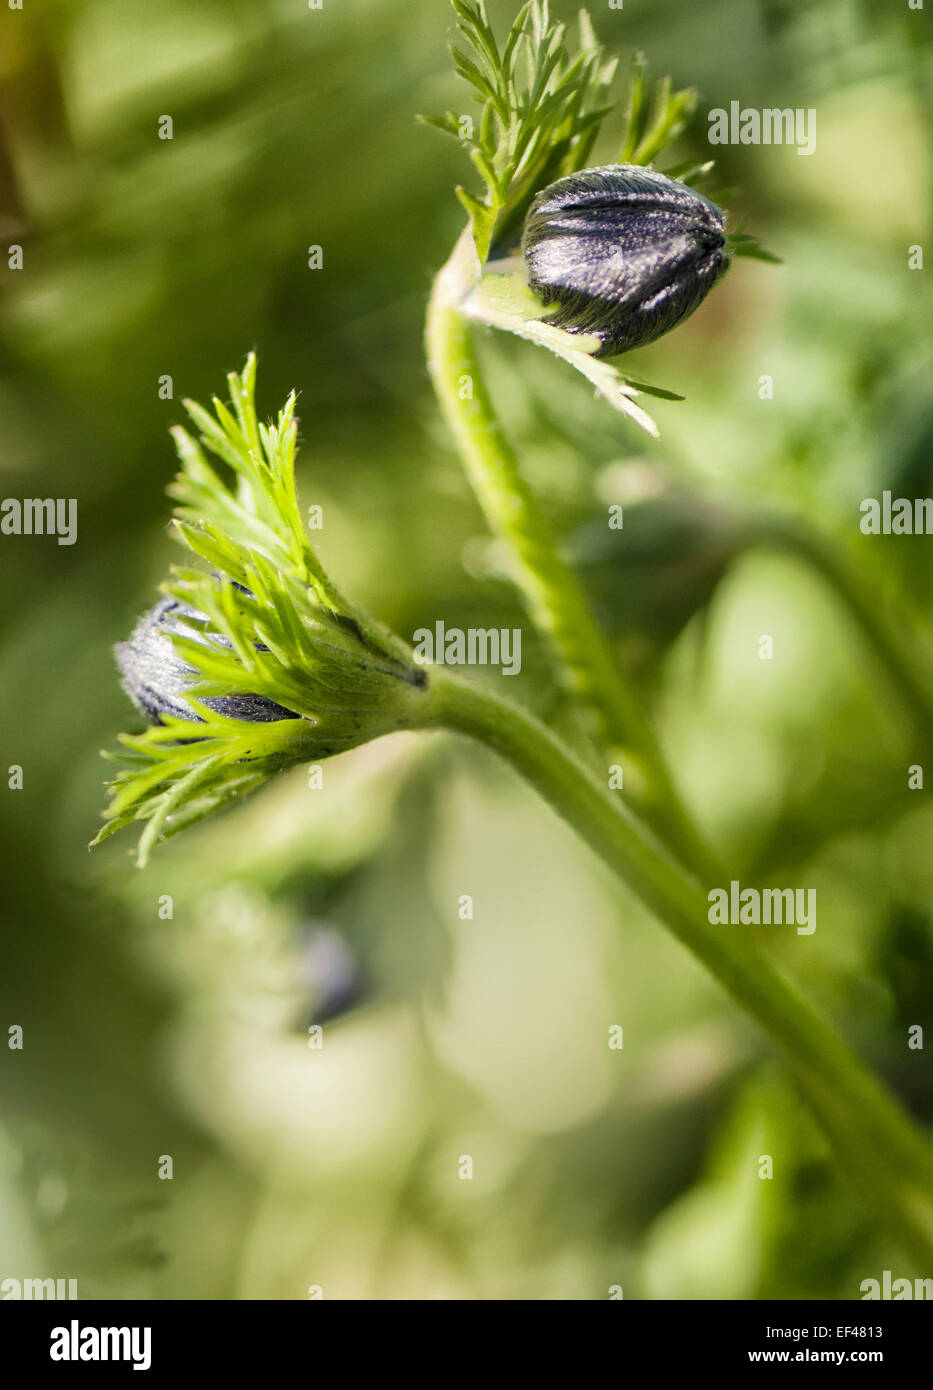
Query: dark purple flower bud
116 595 298 724
521 164 730 357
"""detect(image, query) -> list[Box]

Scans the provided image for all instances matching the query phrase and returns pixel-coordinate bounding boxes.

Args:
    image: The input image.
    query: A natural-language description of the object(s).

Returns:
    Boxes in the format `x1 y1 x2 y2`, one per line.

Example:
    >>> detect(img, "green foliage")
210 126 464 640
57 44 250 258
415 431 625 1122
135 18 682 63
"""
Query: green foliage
94 356 427 866
423 2 703 260
422 1 618 260
618 51 696 165
726 230 783 265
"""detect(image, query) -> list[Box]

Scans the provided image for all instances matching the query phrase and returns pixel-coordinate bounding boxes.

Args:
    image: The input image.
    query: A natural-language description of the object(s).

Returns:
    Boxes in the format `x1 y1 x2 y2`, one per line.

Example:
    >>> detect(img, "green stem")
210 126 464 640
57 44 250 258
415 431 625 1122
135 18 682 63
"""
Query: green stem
426 229 716 877
426 669 933 1267
748 513 933 747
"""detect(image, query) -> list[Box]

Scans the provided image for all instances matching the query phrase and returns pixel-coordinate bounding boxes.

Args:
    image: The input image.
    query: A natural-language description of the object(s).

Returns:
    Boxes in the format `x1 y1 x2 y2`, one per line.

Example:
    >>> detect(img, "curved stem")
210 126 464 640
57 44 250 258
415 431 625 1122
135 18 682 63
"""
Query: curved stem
426 669 933 1268
748 512 933 747
426 229 716 877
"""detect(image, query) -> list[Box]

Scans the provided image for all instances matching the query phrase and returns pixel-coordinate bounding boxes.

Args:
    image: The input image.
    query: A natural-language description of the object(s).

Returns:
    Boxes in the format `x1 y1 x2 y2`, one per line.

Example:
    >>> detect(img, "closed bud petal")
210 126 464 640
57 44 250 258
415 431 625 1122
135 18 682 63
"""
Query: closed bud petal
522 164 730 357
116 595 299 725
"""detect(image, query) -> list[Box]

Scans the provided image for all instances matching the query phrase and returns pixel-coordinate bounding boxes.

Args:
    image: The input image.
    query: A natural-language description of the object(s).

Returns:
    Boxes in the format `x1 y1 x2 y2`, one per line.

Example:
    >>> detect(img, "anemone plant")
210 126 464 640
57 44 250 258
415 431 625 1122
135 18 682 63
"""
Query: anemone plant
97 1 933 1272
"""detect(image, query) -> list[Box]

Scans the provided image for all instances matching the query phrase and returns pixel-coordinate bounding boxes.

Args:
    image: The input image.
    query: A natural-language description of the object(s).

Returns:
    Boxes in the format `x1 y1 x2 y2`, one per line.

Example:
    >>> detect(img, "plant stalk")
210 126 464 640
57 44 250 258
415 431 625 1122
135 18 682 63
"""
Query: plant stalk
426 229 716 877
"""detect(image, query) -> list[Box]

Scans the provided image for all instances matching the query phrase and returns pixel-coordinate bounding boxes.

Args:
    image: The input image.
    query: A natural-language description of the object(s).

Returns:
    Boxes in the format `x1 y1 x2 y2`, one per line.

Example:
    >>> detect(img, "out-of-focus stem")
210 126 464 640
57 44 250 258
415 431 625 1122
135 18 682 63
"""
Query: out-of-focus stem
747 513 933 747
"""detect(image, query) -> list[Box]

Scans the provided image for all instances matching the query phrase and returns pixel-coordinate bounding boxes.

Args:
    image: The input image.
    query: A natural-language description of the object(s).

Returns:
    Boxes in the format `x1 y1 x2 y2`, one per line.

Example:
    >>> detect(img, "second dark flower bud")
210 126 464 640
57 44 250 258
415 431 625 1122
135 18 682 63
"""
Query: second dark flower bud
521 164 730 357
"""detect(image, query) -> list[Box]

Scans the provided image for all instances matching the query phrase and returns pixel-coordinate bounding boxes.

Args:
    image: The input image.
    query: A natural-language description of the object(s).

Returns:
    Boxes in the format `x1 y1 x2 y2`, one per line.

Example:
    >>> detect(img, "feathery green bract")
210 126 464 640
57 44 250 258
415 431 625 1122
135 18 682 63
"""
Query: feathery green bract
423 1 777 267
618 53 696 166
422 1 620 260
95 355 427 866
422 2 704 261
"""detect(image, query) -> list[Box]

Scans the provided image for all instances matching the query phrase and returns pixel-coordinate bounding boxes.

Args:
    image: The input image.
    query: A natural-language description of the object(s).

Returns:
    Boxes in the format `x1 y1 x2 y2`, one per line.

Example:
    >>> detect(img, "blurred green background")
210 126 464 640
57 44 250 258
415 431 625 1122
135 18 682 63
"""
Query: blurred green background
1 0 932 1299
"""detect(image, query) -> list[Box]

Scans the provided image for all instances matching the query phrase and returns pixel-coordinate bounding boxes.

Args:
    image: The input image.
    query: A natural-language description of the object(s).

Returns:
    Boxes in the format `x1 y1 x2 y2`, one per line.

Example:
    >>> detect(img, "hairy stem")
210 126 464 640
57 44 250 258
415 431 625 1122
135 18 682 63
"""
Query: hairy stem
426 669 933 1268
426 228 716 876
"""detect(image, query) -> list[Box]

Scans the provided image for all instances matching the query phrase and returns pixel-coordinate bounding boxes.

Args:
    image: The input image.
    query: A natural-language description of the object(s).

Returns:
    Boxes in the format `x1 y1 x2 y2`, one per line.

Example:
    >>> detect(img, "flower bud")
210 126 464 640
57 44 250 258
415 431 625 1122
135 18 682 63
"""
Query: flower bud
521 164 730 357
116 595 298 724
